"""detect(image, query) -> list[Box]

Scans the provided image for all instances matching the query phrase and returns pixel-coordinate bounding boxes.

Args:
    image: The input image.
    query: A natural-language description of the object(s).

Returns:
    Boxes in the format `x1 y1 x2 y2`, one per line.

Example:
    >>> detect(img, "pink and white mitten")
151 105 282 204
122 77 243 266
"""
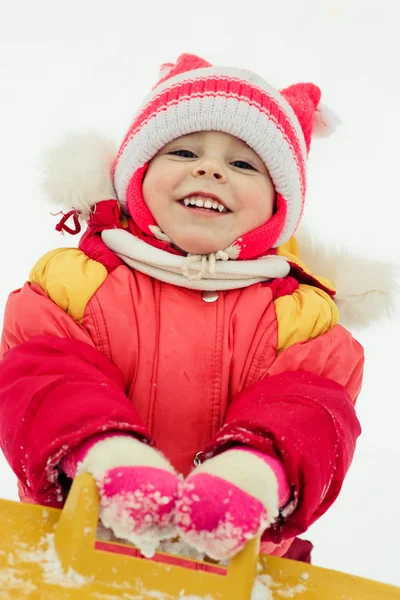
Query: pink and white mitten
61 433 180 557
175 447 291 561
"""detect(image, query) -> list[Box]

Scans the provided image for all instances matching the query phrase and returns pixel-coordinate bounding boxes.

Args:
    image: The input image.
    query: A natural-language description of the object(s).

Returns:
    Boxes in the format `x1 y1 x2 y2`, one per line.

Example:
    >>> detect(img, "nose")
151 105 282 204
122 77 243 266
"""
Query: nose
193 158 226 181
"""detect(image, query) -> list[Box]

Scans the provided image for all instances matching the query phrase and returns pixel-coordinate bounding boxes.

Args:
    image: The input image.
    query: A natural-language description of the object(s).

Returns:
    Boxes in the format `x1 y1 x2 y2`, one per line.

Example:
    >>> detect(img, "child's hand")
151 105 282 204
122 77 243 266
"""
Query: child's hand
60 433 179 557
175 448 291 561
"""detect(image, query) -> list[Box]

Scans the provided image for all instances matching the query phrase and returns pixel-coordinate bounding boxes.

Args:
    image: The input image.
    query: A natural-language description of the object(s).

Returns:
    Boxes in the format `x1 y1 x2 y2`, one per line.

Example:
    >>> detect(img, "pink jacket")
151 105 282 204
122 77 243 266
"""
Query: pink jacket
0 201 363 551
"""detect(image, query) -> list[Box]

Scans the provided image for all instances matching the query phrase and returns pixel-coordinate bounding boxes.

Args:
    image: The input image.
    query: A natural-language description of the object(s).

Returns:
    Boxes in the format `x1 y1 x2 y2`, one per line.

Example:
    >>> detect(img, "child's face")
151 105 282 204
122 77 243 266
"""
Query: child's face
142 131 275 255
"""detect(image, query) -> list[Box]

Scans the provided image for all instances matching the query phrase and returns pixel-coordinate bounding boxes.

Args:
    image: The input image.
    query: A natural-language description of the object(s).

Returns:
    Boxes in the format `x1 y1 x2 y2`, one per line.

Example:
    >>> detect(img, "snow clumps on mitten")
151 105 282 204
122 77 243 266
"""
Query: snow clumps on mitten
61 432 180 557
175 448 291 561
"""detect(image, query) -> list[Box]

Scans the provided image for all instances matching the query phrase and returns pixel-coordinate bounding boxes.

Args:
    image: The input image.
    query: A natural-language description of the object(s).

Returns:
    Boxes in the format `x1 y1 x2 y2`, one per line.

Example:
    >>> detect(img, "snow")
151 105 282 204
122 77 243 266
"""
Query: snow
18 533 94 588
0 568 37 595
251 576 274 600
97 522 222 564
98 487 178 558
1 0 400 589
176 500 268 562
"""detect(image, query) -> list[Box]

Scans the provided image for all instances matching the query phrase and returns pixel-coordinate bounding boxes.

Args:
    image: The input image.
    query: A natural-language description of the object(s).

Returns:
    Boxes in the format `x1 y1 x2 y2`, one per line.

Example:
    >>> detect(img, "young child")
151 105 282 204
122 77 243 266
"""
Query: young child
0 53 365 563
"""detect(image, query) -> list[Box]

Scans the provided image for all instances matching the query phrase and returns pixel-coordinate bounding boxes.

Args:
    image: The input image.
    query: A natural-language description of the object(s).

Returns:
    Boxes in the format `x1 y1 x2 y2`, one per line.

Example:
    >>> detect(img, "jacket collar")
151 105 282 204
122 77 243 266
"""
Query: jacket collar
79 200 336 294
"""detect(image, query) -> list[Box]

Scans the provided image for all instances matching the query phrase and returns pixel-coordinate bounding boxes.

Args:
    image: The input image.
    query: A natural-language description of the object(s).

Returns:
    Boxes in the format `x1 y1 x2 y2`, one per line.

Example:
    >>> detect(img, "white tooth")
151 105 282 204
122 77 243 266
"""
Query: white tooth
183 199 190 206
204 199 213 209
217 204 224 212
196 199 204 207
212 201 219 209
190 199 197 206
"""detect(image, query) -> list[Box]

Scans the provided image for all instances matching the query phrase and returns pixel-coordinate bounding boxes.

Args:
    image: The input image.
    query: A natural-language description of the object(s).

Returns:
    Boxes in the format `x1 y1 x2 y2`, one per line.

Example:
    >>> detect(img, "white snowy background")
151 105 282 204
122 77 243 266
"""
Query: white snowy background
1 0 399 589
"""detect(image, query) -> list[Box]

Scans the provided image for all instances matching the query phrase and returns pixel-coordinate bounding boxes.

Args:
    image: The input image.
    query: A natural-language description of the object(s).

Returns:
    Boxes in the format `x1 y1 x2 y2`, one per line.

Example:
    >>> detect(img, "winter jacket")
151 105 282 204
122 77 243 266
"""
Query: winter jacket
0 201 363 551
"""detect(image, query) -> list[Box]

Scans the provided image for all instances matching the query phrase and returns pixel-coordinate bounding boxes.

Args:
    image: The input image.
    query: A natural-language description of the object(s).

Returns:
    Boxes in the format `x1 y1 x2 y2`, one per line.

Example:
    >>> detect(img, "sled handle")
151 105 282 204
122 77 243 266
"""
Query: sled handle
54 473 259 599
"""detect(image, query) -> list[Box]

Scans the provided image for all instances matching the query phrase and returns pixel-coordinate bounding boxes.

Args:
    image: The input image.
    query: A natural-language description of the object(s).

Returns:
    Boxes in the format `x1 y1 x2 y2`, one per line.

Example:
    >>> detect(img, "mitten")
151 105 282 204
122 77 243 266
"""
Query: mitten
60 432 179 557
175 447 291 560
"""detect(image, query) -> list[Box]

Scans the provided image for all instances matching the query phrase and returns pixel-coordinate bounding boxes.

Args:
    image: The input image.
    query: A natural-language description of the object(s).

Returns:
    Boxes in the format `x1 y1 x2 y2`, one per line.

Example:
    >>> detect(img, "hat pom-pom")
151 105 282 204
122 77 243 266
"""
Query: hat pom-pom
41 132 117 220
313 103 341 138
158 62 174 79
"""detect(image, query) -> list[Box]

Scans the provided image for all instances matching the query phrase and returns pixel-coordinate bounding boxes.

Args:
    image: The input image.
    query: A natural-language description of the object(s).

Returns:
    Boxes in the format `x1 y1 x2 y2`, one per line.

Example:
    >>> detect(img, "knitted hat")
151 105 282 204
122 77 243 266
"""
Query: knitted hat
113 53 338 259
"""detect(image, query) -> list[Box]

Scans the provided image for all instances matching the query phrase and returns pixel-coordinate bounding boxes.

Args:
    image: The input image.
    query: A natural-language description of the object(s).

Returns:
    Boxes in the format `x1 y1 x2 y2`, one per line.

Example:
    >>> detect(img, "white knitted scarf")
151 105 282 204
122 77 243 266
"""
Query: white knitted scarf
102 229 291 291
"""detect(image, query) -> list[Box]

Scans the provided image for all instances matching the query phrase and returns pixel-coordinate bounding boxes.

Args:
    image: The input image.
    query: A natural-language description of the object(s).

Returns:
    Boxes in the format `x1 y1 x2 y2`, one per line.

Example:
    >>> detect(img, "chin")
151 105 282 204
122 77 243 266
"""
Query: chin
177 240 227 255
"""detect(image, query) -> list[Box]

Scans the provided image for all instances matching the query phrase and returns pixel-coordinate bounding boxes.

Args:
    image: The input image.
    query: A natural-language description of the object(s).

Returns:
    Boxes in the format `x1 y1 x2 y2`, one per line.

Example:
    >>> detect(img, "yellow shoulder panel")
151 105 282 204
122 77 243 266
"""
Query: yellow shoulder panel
277 237 336 294
30 248 108 322
274 283 339 353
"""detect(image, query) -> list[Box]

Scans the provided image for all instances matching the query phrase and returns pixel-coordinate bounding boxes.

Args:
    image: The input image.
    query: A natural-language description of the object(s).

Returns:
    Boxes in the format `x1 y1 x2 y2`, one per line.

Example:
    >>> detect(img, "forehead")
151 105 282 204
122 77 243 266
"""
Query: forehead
170 130 253 151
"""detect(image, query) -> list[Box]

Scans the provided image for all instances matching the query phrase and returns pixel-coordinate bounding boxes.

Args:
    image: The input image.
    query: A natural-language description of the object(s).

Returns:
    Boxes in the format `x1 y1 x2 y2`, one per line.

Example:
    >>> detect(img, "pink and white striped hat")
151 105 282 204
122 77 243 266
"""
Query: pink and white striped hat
113 53 336 259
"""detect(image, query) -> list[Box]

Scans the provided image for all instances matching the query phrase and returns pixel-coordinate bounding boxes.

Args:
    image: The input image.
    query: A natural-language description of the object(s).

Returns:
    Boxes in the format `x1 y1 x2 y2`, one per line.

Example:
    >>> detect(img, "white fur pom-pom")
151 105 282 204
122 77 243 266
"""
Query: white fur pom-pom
41 132 117 220
313 103 341 138
295 225 399 329
333 253 398 328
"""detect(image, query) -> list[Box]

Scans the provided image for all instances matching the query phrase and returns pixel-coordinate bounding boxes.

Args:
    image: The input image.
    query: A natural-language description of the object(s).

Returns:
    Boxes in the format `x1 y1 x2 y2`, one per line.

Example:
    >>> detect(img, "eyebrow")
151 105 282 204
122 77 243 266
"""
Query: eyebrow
166 135 262 164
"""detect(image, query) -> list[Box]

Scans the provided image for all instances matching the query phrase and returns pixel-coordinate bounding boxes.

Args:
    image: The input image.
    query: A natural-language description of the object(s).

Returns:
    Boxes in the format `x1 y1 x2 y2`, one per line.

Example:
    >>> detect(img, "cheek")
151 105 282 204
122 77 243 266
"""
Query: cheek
143 163 181 204
142 167 162 204
245 187 275 227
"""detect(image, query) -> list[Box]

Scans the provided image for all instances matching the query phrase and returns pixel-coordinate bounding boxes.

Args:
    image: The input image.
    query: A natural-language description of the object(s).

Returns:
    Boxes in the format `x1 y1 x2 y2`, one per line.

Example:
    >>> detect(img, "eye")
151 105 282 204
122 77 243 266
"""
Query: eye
231 160 256 171
168 150 197 158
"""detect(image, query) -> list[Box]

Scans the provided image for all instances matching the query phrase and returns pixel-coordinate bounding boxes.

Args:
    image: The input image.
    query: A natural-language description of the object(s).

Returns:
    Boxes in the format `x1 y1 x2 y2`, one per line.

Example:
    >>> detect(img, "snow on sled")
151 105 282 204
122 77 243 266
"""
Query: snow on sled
0 473 399 599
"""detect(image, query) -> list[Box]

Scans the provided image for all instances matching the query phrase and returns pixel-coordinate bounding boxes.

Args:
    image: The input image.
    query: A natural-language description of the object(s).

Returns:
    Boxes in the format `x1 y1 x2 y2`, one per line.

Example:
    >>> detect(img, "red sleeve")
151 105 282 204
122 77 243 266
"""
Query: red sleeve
204 325 364 543
0 335 150 507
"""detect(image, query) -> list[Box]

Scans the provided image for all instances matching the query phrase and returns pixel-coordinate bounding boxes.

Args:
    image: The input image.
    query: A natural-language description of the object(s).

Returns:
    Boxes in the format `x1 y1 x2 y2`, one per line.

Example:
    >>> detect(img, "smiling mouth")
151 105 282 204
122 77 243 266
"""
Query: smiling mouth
179 195 231 214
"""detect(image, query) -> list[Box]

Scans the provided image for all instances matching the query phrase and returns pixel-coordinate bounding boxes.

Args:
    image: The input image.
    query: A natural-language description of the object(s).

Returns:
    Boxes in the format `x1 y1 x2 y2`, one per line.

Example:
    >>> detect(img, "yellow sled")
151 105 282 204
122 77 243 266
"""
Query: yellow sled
1 473 399 599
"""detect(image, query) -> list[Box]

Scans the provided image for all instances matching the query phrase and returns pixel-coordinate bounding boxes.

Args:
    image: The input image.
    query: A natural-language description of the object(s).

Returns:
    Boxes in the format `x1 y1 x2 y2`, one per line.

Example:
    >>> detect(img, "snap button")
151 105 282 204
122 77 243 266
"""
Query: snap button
193 451 204 466
202 291 219 303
